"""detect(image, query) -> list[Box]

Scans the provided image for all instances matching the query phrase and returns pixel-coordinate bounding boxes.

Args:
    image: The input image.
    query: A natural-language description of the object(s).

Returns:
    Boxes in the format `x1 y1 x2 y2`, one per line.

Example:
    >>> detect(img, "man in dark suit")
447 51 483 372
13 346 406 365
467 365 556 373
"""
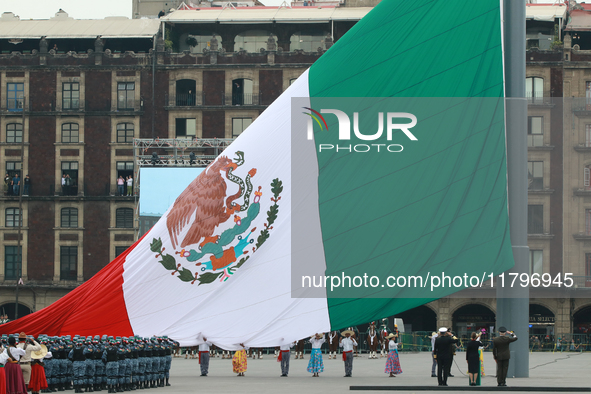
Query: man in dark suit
492 326 518 386
433 327 458 386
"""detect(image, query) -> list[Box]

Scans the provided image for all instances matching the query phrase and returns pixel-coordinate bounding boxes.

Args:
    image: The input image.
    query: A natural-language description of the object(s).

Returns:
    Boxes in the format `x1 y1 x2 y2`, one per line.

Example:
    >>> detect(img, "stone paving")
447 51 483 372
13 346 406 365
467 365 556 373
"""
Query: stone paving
156 351 591 393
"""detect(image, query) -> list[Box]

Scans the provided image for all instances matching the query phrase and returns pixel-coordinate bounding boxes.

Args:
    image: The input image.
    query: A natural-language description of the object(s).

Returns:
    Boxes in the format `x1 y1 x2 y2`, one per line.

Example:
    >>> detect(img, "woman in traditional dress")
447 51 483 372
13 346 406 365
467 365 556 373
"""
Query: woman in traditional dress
27 342 48 394
4 336 27 394
232 344 248 377
466 331 483 386
306 333 325 377
384 333 402 377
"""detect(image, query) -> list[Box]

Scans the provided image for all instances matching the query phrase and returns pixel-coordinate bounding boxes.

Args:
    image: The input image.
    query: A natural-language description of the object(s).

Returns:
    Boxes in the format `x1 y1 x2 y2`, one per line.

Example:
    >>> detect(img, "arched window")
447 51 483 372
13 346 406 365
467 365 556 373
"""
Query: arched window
290 30 329 52
6 123 22 143
235 30 276 53
116 208 134 228
62 123 79 143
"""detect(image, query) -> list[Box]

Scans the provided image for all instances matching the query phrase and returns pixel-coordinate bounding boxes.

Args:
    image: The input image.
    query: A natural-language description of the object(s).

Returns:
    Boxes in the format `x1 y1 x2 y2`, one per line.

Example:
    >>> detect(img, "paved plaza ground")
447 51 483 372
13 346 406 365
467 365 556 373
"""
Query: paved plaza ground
160 351 591 393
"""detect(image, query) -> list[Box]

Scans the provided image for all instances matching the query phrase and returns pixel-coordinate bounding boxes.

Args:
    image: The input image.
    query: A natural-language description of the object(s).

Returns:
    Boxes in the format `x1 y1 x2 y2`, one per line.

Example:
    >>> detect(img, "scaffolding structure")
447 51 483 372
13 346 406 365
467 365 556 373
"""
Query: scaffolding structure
131 137 235 239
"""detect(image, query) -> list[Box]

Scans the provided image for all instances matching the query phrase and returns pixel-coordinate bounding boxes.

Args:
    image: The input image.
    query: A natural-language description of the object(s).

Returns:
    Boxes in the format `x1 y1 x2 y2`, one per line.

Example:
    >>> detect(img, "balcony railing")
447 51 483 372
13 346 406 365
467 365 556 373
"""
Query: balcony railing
165 93 204 107
572 276 591 288
571 97 591 112
224 93 260 106
526 91 554 105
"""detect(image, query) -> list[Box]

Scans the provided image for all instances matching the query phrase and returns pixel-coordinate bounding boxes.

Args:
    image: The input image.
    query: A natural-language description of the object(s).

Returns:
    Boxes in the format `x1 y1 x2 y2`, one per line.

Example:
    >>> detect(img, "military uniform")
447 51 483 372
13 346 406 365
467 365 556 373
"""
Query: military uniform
117 340 127 392
102 340 119 393
137 340 147 389
68 340 87 393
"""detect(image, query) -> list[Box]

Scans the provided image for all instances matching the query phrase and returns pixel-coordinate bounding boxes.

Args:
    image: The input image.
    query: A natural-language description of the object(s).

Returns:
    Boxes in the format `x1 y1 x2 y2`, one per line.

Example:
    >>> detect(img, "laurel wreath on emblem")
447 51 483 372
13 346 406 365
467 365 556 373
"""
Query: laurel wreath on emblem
149 177 282 286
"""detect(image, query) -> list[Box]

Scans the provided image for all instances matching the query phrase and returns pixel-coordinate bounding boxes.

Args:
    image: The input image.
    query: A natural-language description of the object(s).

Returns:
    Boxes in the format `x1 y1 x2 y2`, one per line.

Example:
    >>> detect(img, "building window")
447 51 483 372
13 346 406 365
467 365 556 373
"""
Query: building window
61 162 78 196
7 83 24 112
5 246 21 280
60 246 77 281
528 205 543 234
235 30 276 53
117 123 134 143
232 118 252 138
117 82 135 110
528 161 543 190
116 162 133 180
6 162 21 178
526 77 543 103
290 31 329 52
586 125 591 148
6 123 22 144
587 209 591 235
586 166 591 191
61 208 78 228
62 82 80 110
180 34 222 53
115 246 130 257
529 250 543 275
5 208 21 227
527 117 543 147
232 79 254 105
61 123 79 143
175 118 196 139
116 208 134 228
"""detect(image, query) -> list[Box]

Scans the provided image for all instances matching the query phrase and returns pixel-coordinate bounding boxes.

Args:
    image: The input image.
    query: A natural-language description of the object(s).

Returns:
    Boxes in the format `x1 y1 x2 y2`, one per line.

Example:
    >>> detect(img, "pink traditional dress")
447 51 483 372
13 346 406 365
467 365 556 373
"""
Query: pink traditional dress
384 340 403 375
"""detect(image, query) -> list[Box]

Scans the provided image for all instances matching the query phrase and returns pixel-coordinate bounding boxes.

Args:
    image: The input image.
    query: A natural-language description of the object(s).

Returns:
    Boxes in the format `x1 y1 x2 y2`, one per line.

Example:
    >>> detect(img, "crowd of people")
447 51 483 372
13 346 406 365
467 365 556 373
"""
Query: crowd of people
187 324 404 379
0 333 176 394
431 326 518 387
3 174 30 196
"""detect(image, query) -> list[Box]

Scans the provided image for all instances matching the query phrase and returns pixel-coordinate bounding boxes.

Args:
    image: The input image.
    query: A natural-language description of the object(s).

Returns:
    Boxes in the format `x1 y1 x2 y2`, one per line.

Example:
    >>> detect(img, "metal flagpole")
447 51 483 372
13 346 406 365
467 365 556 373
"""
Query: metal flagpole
497 0 529 378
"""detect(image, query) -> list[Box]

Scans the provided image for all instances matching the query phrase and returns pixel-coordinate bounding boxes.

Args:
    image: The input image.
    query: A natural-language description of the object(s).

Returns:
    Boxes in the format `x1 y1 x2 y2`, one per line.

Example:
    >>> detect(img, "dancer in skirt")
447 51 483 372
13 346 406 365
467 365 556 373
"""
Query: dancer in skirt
4 337 27 394
0 346 11 394
28 347 48 394
384 333 402 377
306 334 325 377
232 344 248 377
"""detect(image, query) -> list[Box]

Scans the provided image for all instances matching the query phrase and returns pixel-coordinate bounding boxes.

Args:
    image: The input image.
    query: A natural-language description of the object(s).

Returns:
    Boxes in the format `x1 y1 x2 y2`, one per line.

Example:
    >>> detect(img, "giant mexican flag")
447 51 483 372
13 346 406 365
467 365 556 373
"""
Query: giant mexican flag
1 0 513 348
